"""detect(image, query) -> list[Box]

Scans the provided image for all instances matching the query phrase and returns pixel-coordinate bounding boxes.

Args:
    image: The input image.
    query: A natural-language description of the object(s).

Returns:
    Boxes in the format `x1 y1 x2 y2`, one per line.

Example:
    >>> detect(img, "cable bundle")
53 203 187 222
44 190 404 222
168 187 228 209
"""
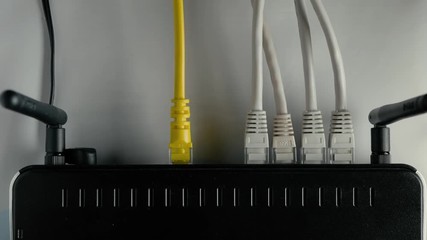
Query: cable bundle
245 0 354 164
245 0 296 164
295 0 355 164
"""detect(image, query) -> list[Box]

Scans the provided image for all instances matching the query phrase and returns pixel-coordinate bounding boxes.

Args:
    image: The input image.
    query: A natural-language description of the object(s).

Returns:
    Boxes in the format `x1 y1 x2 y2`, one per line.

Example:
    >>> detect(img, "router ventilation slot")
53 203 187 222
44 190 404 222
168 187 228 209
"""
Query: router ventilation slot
59 186 374 209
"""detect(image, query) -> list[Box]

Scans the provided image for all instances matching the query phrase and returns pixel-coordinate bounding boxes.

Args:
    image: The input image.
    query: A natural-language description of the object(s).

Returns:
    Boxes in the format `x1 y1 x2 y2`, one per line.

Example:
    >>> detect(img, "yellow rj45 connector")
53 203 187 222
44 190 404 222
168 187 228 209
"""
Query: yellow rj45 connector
169 0 192 164
169 99 192 164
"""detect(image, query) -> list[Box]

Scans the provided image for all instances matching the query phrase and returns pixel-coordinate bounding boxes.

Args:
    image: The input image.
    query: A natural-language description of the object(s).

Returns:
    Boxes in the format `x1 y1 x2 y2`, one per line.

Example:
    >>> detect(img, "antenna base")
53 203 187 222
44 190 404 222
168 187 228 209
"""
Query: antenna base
45 154 65 165
370 126 390 164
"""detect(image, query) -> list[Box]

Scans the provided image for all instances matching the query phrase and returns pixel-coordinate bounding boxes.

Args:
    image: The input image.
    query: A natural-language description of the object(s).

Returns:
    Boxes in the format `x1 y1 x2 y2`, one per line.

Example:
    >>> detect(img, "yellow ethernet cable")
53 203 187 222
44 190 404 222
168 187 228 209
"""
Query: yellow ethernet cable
169 0 192 164
173 0 185 100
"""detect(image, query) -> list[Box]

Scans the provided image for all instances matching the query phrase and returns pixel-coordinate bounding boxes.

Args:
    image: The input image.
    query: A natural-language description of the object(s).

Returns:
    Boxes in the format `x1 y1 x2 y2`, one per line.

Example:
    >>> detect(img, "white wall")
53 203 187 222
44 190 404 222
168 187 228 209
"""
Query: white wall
1 0 427 234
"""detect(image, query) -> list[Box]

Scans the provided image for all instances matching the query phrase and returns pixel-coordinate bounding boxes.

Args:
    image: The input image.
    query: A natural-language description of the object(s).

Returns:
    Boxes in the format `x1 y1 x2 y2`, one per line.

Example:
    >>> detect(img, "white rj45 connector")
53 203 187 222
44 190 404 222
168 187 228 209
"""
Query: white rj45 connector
272 114 296 164
329 110 355 164
301 111 327 164
245 111 269 164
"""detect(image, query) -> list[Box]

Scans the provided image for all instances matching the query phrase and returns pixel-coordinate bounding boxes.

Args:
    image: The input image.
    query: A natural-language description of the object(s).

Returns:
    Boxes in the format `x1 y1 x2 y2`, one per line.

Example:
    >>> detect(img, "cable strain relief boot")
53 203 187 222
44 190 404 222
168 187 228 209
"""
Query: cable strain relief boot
272 114 296 164
169 99 193 164
329 110 355 164
301 110 327 164
245 110 269 164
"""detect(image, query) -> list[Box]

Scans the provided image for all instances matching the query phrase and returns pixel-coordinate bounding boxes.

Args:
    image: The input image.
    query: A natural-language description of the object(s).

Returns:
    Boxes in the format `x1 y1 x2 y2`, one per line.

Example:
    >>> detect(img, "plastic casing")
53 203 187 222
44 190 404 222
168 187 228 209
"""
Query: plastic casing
10 164 424 240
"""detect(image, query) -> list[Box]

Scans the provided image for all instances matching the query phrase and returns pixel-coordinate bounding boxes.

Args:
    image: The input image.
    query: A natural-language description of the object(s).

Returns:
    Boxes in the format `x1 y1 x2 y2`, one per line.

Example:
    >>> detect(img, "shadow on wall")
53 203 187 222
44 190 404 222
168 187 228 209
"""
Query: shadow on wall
0 210 9 240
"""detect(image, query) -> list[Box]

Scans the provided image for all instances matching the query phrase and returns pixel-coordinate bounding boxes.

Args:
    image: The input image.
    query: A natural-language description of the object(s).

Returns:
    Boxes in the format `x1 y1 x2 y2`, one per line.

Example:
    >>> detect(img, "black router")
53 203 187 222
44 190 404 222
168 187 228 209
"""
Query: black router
2 0 426 239
2 89 426 240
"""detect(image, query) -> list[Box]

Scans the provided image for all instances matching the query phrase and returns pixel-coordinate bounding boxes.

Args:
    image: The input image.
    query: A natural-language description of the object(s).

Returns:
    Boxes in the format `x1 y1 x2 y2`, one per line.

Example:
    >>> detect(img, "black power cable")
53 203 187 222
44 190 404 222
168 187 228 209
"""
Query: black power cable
41 0 55 105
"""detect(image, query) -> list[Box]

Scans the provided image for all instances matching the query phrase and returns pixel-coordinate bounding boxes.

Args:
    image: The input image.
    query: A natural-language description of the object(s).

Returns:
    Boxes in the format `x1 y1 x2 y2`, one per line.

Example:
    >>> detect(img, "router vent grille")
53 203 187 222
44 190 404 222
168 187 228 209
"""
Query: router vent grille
60 186 375 209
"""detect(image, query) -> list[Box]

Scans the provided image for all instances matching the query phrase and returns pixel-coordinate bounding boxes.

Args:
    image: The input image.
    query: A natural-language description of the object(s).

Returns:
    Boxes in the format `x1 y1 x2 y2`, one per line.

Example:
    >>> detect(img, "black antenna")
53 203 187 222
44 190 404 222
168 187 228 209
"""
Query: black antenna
0 1 97 165
1 90 67 125
369 94 427 164
1 90 97 165
1 90 67 164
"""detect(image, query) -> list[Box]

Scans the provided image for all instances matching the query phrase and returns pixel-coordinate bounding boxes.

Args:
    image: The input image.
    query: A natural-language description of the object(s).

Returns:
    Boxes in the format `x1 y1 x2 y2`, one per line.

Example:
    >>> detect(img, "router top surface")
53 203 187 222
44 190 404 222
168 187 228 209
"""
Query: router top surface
10 164 424 240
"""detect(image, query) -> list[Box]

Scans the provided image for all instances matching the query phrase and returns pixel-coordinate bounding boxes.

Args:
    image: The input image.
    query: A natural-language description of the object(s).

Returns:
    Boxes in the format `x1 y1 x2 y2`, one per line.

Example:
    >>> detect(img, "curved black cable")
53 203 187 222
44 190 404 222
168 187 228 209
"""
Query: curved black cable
41 0 55 105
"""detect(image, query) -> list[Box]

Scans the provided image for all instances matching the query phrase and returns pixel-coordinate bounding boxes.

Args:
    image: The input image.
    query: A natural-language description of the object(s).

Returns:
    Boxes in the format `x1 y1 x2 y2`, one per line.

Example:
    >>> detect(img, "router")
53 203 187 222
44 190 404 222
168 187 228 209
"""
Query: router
9 164 424 240
2 1 426 239
2 90 426 240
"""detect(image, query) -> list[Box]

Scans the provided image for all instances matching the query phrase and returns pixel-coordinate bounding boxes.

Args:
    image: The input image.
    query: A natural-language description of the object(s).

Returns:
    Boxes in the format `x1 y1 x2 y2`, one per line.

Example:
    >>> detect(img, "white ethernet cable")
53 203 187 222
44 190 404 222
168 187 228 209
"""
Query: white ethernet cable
310 0 346 111
251 0 264 112
310 0 355 164
258 11 296 164
261 17 287 115
295 0 327 164
245 0 269 164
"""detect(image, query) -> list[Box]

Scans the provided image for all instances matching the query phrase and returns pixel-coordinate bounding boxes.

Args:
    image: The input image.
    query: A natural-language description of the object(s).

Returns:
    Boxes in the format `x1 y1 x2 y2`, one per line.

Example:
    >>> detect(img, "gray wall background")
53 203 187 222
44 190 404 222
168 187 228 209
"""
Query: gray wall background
1 0 427 236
